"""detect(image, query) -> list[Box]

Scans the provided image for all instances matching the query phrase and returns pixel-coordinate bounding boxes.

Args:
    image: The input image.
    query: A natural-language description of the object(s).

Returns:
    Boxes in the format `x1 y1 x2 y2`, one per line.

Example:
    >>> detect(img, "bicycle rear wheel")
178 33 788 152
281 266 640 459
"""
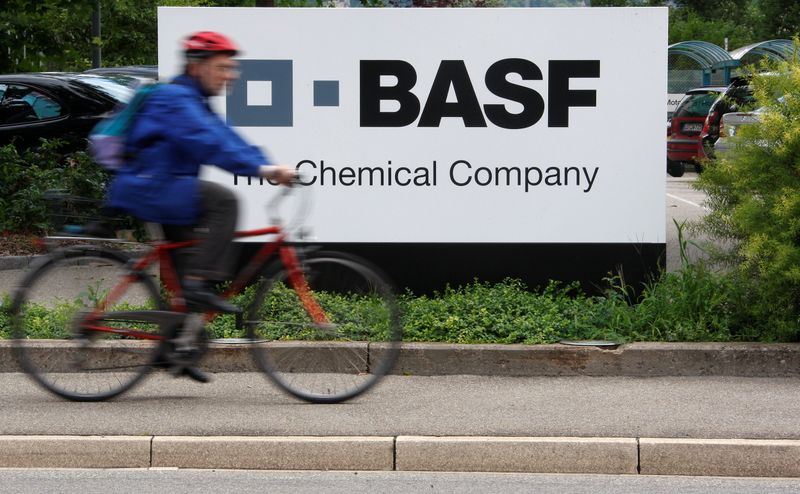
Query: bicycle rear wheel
247 251 402 403
9 246 166 401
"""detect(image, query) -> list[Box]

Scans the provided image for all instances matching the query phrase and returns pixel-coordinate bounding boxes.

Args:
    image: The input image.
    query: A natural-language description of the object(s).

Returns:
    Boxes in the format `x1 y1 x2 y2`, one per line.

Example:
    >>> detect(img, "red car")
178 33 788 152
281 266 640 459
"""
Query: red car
667 86 725 177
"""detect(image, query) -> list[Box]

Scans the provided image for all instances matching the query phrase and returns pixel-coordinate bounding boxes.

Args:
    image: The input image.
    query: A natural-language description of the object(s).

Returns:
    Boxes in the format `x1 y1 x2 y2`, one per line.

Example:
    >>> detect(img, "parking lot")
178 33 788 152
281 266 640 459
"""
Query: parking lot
666 171 712 272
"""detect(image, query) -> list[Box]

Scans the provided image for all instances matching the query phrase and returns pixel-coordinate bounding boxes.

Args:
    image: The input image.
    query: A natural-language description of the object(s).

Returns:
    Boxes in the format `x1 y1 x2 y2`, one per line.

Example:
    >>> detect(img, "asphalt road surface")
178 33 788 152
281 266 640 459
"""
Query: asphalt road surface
1 470 799 494
2 373 800 439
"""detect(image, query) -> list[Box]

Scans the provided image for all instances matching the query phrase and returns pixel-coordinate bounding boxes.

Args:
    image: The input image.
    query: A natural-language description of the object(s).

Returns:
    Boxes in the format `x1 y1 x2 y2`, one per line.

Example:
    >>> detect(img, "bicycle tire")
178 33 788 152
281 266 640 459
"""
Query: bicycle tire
9 246 166 401
246 250 402 403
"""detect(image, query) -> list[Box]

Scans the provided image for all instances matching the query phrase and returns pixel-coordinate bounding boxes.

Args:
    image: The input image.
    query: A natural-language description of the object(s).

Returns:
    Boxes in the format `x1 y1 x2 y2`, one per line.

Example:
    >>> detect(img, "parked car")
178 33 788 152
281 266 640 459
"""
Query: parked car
0 73 138 150
84 65 158 80
667 86 726 177
84 66 158 88
700 73 783 159
712 107 765 157
702 80 754 142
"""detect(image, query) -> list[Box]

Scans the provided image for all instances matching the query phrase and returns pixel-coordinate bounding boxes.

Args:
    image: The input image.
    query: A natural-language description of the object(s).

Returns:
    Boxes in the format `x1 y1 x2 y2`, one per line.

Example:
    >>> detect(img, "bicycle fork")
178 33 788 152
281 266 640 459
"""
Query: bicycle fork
280 247 330 325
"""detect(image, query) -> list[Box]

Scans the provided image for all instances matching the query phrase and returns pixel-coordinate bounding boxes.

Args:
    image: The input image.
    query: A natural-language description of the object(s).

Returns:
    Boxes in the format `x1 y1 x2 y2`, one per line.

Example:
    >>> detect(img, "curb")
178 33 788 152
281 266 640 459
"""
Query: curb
1 341 799 377
392 341 800 377
1 435 799 477
395 436 637 474
640 438 800 477
0 256 40 271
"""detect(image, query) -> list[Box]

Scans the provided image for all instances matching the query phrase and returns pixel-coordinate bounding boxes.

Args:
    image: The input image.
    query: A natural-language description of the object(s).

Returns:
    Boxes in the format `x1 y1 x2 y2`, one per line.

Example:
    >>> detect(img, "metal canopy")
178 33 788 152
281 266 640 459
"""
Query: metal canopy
730 39 797 63
668 40 740 70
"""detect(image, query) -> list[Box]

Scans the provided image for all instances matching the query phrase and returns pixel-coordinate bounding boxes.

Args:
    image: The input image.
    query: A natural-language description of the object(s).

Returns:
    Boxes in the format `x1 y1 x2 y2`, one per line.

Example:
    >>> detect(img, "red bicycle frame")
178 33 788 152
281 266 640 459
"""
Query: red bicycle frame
85 224 329 339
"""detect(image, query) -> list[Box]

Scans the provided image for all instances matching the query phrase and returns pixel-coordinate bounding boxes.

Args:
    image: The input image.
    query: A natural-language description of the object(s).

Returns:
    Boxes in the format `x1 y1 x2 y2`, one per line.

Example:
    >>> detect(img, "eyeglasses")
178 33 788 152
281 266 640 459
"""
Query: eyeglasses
209 64 240 76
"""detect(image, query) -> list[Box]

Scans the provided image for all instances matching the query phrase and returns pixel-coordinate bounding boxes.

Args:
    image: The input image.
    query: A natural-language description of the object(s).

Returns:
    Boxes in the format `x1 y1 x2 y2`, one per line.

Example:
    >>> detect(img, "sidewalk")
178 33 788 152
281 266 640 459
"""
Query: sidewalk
1 343 800 476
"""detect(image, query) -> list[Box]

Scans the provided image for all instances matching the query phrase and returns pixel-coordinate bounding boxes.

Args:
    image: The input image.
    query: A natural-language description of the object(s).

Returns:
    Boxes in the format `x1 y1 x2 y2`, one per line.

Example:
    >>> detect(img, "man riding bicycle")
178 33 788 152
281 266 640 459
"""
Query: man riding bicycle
106 31 296 381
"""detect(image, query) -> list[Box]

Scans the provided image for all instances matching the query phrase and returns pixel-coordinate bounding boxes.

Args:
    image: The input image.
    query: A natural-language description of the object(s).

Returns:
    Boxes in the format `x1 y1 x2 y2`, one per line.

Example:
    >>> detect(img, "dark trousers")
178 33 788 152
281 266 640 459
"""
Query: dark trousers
162 181 238 281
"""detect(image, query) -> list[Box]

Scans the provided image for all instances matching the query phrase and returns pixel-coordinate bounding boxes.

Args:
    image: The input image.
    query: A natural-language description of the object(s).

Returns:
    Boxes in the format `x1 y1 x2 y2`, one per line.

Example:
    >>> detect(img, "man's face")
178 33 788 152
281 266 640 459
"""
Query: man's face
192 53 240 96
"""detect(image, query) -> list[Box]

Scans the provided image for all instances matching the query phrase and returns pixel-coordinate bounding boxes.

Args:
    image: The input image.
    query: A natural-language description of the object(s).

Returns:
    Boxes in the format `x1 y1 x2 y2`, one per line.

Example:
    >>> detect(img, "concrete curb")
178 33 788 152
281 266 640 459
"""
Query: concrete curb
393 341 800 377
640 438 800 477
1 435 799 477
0 256 40 271
395 436 638 474
153 436 394 471
0 436 151 469
1 341 799 377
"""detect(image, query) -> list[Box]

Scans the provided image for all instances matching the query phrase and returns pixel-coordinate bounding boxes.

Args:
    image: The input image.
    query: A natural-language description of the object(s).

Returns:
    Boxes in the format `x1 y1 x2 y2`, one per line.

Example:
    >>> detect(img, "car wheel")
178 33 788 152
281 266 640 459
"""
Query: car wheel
667 159 684 178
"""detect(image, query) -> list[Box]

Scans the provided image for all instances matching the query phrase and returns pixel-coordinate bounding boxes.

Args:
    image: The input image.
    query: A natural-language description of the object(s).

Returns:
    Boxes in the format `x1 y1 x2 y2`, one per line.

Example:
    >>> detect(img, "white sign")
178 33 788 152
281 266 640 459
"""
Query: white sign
158 7 667 244
667 93 685 117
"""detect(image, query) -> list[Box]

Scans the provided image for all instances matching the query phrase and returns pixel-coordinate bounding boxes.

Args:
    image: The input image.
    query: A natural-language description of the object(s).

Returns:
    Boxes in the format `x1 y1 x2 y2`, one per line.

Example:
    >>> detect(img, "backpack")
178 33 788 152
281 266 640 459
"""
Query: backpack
89 83 161 171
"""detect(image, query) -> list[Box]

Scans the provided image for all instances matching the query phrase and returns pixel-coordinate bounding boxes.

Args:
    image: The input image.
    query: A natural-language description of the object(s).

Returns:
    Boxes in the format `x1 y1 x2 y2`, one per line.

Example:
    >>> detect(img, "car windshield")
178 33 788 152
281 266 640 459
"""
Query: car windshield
70 75 136 103
673 92 721 118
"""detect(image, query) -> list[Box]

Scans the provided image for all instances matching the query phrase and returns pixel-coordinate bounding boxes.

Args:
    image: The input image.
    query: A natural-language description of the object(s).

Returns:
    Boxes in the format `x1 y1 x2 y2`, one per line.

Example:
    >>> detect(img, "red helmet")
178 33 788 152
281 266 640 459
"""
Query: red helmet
183 31 239 59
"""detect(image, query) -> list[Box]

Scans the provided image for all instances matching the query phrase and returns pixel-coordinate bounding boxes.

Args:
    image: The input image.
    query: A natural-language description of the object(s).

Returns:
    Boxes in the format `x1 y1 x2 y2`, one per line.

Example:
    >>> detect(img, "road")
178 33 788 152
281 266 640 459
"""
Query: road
2 470 799 494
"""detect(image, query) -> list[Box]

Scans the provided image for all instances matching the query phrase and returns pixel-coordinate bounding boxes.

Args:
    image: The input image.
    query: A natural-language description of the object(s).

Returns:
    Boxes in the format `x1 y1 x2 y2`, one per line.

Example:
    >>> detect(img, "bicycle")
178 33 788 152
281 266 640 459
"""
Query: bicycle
8 183 403 403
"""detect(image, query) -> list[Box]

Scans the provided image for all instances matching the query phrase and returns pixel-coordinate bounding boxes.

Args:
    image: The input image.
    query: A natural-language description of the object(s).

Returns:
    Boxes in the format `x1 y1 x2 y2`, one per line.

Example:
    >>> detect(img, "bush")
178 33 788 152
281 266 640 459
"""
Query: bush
399 279 619 344
0 140 110 234
695 38 800 335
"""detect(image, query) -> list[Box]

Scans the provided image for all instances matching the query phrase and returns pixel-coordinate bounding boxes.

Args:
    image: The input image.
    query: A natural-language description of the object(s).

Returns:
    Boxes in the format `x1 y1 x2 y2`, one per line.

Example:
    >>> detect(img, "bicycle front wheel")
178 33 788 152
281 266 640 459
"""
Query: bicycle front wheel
9 246 165 401
247 251 402 403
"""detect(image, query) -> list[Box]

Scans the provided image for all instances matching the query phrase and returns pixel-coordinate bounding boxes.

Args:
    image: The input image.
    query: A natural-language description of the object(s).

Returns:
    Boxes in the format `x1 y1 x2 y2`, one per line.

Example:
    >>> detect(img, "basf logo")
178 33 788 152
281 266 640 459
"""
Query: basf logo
158 7 667 248
227 58 600 130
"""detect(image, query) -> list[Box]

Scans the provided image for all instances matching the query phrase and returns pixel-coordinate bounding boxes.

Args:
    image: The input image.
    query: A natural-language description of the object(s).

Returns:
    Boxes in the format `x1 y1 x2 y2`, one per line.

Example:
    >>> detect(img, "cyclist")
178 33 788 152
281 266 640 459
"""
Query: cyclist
106 31 296 381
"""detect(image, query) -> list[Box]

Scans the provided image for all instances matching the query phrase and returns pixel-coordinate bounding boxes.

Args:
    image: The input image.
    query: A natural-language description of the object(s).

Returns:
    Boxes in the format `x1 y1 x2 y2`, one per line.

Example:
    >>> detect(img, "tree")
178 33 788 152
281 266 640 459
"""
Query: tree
695 39 800 336
0 0 256 74
672 0 751 24
668 9 756 47
755 0 800 40
1 1 97 72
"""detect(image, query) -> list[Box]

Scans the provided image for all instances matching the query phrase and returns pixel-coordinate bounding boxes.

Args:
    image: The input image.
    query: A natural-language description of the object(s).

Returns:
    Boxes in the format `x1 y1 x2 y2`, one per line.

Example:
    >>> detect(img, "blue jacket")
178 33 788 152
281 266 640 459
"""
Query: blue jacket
107 75 270 225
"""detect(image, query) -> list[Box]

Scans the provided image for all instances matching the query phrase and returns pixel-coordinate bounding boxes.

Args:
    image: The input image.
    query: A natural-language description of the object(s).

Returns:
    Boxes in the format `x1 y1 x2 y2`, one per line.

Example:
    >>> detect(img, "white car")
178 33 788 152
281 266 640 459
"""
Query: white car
713 108 764 157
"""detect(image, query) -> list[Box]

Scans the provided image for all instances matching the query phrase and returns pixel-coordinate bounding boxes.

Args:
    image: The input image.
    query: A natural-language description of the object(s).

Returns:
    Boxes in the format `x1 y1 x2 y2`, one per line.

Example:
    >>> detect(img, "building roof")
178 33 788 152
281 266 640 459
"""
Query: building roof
730 39 797 63
669 41 740 70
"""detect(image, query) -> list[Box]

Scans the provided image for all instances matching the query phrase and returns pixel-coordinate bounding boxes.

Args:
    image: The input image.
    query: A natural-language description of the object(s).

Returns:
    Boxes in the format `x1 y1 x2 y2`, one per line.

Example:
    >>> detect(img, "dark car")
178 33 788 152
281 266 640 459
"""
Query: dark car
699 79 756 160
667 86 726 177
0 73 137 150
84 65 158 81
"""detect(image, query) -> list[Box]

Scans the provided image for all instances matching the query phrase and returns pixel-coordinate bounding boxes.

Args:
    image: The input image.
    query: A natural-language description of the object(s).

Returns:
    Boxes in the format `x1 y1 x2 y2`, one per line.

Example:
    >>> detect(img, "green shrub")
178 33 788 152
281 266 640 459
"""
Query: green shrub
0 140 109 234
695 37 800 338
399 279 626 344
